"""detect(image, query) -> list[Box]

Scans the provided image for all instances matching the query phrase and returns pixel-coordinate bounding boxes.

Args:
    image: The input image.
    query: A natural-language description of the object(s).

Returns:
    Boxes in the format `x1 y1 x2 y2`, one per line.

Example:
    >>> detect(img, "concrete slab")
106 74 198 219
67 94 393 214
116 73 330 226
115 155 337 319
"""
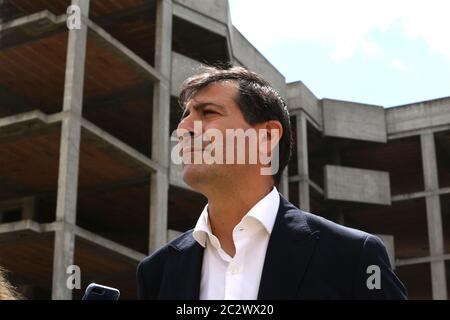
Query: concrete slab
174 0 229 24
171 52 203 97
287 82 322 128
324 165 391 205
387 97 450 137
322 99 386 143
231 27 286 98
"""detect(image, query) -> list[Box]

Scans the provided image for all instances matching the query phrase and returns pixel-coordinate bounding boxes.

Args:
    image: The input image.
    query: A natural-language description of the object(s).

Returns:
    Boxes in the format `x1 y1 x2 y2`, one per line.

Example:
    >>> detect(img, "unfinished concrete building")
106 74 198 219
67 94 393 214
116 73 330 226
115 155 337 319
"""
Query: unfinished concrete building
0 0 448 300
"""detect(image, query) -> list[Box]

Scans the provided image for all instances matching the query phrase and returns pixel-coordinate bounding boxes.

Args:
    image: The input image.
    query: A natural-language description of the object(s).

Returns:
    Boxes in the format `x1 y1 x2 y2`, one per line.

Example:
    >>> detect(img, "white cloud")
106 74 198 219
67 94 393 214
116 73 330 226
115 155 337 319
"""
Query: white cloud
361 40 383 58
391 59 410 72
229 0 450 61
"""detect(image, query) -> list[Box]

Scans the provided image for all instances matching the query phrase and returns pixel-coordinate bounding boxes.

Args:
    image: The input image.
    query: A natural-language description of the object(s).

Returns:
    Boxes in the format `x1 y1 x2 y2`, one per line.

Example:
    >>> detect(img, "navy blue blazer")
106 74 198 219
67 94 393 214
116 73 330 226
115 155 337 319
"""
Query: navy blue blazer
137 194 407 299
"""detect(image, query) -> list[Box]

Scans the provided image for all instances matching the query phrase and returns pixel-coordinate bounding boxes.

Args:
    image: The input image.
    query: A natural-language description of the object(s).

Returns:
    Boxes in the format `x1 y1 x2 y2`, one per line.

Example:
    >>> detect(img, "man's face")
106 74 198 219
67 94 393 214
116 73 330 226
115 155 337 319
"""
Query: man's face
176 81 256 190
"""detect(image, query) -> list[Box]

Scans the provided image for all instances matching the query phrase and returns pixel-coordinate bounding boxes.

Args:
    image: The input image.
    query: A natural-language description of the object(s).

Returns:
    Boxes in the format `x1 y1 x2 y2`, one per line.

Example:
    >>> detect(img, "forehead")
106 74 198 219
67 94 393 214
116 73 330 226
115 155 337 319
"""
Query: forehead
186 80 239 106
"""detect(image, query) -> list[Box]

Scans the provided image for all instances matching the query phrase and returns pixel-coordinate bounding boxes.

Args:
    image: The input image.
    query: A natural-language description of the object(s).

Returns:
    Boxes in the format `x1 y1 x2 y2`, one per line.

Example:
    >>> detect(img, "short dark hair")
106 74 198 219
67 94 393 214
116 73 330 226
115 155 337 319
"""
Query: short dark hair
179 66 292 185
0 267 22 300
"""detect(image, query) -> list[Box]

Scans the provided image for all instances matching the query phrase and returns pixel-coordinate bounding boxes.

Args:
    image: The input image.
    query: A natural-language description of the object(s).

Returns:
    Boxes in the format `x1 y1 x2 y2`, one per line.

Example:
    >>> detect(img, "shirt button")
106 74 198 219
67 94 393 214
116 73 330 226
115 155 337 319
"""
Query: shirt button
230 266 239 275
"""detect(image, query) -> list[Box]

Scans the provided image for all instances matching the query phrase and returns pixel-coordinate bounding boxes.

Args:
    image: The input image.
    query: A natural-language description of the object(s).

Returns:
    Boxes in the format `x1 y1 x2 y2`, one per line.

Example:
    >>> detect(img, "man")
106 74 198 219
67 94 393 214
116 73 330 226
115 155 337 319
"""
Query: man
137 67 407 300
0 267 21 300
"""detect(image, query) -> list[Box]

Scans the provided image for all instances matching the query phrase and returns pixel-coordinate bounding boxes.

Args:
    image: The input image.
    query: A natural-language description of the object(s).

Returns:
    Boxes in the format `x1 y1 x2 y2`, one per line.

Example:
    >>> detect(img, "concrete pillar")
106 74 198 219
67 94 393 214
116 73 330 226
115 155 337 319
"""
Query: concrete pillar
377 234 396 269
332 143 344 225
420 133 447 300
296 111 309 211
149 0 172 253
52 0 89 300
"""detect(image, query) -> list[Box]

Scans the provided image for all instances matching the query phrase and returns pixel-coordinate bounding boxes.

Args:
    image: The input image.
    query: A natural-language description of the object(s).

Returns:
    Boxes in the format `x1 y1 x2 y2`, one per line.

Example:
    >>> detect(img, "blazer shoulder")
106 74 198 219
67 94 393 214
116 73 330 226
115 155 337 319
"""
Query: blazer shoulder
136 229 196 299
300 210 384 260
279 195 371 246
303 210 371 243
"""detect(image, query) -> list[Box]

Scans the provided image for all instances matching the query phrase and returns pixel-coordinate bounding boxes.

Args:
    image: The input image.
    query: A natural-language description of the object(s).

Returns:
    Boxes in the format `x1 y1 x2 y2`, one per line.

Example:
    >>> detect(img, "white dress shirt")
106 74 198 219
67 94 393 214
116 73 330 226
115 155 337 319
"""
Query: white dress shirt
192 187 280 300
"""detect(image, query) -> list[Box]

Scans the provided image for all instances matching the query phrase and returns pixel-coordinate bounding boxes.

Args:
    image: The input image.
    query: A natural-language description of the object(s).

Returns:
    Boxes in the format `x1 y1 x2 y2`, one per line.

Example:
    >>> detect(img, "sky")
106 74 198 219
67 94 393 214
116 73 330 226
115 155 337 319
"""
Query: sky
228 0 450 107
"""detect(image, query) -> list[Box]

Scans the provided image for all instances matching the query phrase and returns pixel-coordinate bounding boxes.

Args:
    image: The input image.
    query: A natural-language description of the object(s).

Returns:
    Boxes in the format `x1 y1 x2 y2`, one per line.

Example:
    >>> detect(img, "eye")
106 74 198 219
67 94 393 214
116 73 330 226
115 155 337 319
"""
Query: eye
203 110 217 116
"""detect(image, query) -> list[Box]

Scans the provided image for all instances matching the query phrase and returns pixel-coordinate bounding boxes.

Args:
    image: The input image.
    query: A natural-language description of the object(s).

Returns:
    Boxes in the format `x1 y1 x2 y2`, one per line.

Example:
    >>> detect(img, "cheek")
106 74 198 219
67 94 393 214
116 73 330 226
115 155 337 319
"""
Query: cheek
221 117 252 131
202 119 228 135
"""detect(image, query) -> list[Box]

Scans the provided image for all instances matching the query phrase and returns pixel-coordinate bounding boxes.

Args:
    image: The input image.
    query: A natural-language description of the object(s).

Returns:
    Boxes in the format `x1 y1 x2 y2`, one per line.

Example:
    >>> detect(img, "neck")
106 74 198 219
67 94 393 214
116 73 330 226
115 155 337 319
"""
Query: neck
204 179 274 257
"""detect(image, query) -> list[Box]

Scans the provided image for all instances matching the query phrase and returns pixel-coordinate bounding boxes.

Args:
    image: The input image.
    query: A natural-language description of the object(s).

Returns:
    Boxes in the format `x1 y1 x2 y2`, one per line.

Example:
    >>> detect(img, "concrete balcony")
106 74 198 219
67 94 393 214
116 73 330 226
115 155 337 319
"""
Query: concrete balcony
322 99 387 143
324 165 391 205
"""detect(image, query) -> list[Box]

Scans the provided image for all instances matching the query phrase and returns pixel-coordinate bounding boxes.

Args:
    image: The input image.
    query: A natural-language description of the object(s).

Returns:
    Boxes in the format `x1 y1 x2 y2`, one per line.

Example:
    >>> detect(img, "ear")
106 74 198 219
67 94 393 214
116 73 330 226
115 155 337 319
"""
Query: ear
257 120 283 158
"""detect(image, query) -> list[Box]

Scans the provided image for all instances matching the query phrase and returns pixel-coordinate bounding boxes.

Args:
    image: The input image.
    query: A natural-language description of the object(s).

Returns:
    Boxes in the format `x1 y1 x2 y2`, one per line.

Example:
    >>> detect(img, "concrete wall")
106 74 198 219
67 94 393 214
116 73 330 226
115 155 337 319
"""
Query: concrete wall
377 234 396 269
287 81 322 127
231 27 286 98
174 0 229 24
386 97 450 136
322 99 387 143
173 1 286 99
171 52 203 96
324 165 391 205
173 0 228 37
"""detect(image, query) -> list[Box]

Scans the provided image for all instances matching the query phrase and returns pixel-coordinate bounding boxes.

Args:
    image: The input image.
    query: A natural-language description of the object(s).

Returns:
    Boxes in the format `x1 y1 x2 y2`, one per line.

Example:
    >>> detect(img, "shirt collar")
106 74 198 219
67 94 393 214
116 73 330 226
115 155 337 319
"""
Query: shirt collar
193 187 280 248
244 186 280 234
192 205 212 248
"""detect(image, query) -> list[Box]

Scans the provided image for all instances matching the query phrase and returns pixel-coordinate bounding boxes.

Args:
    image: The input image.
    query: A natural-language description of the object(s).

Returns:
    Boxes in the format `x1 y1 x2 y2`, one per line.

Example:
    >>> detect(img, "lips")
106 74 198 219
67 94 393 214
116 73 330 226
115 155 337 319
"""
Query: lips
180 137 212 157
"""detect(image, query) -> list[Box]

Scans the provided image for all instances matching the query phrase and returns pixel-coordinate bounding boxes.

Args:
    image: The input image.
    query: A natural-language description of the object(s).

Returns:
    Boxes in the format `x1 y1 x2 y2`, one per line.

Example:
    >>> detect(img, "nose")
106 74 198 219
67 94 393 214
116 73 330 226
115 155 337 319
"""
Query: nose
176 114 195 142
177 112 194 132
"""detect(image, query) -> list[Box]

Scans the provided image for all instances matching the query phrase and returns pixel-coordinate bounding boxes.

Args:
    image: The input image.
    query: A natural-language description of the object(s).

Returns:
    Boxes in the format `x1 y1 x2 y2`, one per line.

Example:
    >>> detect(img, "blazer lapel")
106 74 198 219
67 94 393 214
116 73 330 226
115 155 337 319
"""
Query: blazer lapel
166 232 204 299
258 195 320 300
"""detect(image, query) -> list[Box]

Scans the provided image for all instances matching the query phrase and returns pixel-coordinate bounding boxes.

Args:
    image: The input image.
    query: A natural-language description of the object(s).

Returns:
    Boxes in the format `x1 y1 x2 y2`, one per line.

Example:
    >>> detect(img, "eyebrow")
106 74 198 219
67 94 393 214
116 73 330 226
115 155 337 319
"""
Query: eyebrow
181 102 226 118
